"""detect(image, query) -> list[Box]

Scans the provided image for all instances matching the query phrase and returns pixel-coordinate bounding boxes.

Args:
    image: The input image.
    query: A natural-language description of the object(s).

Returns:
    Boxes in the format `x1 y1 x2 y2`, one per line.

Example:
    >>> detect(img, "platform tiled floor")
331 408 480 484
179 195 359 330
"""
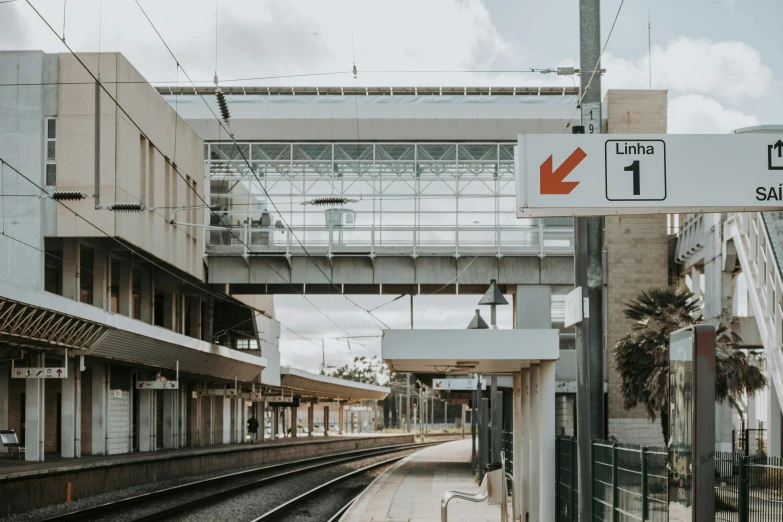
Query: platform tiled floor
341 438 504 522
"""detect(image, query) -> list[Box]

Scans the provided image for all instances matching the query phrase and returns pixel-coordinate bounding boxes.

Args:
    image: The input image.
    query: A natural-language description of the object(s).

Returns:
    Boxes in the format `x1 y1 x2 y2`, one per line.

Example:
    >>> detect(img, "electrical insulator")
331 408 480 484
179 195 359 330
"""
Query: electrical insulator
51 191 87 201
107 202 145 212
215 88 230 123
312 196 348 207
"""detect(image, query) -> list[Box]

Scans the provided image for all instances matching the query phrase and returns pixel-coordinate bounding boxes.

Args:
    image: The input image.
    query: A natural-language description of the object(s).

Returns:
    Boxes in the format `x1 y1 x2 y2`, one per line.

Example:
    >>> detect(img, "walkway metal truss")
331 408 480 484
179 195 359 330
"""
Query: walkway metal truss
724 212 783 411
203 142 574 259
0 296 109 351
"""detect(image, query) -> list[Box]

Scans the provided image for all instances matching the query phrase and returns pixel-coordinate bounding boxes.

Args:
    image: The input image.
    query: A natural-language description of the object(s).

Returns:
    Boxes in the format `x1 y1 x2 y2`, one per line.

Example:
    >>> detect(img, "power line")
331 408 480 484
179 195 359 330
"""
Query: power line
127 0 390 330
22 1 363 341
0 157 280 341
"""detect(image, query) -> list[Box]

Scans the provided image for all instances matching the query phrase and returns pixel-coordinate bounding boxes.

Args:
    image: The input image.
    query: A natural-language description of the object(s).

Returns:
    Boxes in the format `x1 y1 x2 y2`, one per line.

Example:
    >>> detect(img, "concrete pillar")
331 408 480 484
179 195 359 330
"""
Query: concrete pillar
140 269 153 323
512 371 523 520
61 357 77 458
162 389 177 449
290 406 297 437
92 364 107 455
539 361 556 522
308 403 314 436
93 250 108 310
515 285 552 328
338 404 344 435
118 262 132 317
0 363 7 455
61 239 80 301
489 390 503 505
259 402 265 442
138 377 154 452
520 368 531 520
189 296 202 339
180 384 187 449
515 285 550 520
163 293 176 331
236 397 244 443
203 298 214 342
529 364 540 522
223 396 231 443
25 367 45 462
479 398 489 482
323 406 329 437
271 406 278 440
768 379 782 458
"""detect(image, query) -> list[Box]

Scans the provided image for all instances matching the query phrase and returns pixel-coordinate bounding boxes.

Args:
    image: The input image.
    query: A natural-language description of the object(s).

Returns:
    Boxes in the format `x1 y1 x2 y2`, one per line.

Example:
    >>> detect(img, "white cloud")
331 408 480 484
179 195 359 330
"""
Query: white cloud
3 0 515 87
603 37 773 102
668 94 759 134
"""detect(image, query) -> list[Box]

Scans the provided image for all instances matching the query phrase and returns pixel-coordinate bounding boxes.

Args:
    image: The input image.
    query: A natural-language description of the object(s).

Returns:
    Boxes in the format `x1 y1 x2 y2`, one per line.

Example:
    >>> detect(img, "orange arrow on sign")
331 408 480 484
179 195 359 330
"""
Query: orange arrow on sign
540 147 586 195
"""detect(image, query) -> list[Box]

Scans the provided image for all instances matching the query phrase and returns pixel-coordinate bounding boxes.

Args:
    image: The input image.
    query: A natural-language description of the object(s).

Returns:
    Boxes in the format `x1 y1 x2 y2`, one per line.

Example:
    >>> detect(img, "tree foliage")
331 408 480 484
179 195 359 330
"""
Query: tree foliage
614 287 766 443
328 356 390 386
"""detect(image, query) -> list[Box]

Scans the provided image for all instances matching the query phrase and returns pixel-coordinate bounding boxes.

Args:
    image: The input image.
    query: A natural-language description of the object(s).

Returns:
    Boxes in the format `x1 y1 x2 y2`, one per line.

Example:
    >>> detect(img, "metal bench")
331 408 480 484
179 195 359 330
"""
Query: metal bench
0 430 24 459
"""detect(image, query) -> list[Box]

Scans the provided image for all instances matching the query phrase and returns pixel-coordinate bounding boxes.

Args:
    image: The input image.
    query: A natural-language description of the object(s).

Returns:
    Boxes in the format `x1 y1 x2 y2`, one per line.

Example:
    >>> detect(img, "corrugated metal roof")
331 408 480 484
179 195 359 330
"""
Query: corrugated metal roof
280 366 389 401
90 329 266 382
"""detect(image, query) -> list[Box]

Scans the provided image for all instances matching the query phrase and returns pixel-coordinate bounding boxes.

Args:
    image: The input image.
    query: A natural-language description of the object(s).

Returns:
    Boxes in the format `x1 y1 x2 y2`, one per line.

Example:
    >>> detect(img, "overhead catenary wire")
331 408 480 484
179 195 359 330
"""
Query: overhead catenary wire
0 165 270 341
125 0 391 330
22 1 362 341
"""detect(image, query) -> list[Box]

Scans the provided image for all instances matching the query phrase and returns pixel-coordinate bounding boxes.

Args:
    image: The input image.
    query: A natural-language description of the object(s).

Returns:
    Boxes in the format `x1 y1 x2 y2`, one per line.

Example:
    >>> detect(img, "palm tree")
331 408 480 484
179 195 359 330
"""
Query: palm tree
614 287 766 444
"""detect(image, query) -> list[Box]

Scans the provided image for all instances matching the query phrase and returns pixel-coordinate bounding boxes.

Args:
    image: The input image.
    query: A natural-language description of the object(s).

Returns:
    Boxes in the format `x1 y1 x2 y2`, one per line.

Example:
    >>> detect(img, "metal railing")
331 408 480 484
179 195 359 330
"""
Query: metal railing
205 223 575 258
557 437 783 522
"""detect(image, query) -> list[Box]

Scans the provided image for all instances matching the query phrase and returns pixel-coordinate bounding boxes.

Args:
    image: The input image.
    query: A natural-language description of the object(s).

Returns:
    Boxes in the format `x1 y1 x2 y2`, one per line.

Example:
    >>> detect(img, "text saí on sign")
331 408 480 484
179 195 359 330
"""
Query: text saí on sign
756 185 783 201
615 142 656 155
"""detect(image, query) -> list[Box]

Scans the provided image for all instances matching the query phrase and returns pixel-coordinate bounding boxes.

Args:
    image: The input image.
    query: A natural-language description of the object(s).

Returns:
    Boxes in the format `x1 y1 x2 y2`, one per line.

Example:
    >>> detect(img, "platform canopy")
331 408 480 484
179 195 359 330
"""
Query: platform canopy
0 278 267 382
382 329 559 374
280 366 390 401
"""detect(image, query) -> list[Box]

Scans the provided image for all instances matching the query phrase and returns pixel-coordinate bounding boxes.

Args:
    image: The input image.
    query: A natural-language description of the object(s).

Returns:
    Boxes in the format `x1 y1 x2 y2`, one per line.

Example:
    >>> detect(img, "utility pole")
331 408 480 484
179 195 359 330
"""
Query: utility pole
576 0 606 520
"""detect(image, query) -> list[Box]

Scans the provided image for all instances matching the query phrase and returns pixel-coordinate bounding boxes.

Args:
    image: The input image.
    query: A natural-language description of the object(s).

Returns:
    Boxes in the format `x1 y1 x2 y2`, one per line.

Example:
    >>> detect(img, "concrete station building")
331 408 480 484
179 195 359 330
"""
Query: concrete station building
0 51 389 463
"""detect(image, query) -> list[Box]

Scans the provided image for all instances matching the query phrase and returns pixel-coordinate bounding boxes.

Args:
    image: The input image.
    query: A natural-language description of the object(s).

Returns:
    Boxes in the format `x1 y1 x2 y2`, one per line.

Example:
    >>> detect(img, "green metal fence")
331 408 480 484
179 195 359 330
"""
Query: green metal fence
557 437 783 522
715 453 783 522
556 437 579 522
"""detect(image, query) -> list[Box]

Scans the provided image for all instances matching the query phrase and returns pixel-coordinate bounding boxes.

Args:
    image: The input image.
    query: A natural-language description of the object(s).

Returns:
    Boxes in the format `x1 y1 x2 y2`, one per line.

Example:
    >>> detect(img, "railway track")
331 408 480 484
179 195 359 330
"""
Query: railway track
40 440 437 522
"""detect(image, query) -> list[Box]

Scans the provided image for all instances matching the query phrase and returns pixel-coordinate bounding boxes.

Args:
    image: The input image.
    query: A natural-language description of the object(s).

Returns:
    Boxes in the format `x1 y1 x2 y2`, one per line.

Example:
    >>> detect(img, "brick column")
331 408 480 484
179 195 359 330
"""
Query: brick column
604 90 669 446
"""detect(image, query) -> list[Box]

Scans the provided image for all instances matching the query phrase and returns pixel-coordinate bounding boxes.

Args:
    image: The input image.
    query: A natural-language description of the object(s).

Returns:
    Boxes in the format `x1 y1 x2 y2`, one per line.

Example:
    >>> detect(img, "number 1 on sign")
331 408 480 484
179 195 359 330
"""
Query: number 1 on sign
624 160 640 196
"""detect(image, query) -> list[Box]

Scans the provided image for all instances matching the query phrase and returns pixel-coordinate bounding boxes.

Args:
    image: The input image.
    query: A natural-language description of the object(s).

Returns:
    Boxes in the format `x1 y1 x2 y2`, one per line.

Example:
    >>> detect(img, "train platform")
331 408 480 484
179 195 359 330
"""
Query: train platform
0 433 413 516
341 438 505 522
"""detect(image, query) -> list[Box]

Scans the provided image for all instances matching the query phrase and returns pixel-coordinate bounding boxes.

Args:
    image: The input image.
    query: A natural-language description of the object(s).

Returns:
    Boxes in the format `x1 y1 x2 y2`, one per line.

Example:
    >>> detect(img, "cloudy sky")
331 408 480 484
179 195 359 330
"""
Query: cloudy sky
2 0 781 372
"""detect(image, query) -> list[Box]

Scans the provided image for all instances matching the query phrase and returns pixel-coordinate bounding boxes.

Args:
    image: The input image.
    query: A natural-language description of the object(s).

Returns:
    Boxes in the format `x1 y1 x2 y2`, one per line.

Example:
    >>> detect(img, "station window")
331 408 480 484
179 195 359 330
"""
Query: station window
235 339 259 350
45 117 57 186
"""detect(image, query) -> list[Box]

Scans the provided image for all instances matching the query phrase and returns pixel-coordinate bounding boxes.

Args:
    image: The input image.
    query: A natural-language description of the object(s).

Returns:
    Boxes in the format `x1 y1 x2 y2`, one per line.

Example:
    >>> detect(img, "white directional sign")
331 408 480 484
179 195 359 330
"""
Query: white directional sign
137 380 179 389
12 367 67 379
516 134 783 217
433 378 487 391
564 287 584 328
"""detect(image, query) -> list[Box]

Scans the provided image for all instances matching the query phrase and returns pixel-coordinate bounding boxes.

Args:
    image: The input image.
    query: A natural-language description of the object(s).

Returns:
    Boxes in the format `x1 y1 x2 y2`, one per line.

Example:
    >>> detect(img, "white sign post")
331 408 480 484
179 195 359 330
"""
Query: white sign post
432 378 487 391
517 134 783 217
137 380 179 389
564 287 585 328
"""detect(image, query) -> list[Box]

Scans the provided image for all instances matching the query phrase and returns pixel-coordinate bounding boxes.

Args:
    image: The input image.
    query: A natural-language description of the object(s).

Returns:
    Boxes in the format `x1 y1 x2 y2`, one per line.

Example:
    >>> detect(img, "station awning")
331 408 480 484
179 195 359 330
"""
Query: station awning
280 366 390 401
0 279 266 382
382 329 559 374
